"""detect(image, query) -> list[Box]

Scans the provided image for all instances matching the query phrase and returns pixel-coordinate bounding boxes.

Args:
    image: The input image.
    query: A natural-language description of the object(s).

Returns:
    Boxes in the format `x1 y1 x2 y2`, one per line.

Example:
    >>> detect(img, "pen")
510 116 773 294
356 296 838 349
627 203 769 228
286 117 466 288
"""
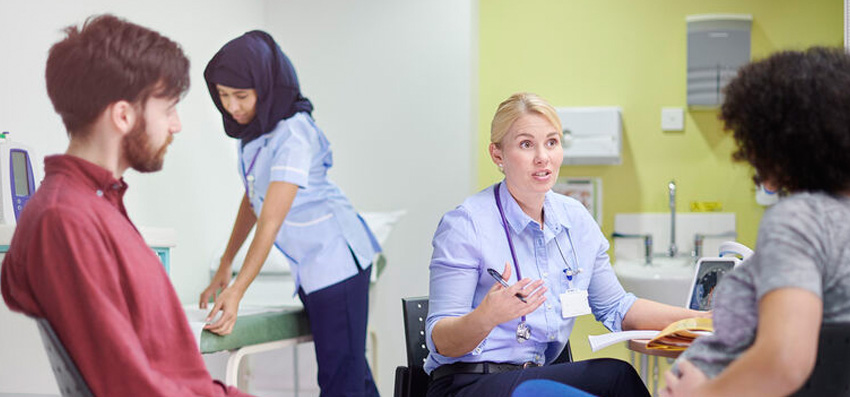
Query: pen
487 268 527 303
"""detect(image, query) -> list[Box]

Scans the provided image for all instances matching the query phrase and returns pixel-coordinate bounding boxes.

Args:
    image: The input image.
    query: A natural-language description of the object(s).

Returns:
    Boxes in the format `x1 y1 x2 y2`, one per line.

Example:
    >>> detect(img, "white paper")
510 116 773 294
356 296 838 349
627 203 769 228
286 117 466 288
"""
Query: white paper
587 330 660 352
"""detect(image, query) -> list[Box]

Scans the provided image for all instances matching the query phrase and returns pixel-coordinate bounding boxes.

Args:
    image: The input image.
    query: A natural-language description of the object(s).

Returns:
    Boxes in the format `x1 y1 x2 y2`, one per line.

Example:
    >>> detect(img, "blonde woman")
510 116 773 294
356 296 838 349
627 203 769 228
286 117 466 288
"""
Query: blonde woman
425 93 703 397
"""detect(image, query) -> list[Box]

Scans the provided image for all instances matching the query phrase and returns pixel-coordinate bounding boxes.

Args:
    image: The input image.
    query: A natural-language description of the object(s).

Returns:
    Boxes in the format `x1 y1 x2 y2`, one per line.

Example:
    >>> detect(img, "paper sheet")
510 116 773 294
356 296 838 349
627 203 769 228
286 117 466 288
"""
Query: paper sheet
587 330 660 352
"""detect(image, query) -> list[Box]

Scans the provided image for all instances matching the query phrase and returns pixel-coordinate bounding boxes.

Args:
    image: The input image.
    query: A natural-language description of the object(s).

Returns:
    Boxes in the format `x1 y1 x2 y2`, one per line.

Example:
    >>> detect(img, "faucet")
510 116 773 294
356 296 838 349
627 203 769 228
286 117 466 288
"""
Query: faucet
611 232 654 264
693 231 738 258
668 180 678 257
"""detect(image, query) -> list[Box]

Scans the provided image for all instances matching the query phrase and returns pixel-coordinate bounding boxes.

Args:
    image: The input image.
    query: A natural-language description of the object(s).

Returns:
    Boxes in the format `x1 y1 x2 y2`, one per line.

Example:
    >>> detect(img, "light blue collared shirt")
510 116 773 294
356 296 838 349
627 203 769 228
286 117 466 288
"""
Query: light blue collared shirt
424 182 636 373
238 112 381 294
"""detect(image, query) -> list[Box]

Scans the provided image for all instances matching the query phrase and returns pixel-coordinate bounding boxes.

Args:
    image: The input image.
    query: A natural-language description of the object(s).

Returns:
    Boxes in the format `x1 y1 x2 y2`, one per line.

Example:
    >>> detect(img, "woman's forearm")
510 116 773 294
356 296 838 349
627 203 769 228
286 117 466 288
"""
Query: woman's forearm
221 193 258 265
431 309 497 357
622 298 706 331
231 182 298 292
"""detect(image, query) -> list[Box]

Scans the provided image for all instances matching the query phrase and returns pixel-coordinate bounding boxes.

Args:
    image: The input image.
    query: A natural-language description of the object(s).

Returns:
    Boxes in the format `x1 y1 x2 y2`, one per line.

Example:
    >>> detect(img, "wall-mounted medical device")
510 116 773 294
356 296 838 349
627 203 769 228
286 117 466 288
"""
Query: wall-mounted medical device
686 14 752 108
0 133 38 225
686 241 753 310
557 106 622 165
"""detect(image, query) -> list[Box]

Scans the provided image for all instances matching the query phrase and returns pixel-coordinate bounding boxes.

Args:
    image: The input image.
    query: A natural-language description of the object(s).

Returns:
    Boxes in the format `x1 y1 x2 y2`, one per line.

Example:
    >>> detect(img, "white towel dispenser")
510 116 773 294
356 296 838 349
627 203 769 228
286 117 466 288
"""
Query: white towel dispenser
556 106 622 165
686 14 752 108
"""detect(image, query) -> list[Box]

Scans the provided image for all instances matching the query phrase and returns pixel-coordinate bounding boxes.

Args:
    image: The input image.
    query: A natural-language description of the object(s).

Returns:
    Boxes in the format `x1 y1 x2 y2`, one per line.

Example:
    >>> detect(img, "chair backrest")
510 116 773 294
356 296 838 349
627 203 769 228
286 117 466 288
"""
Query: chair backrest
400 297 430 397
395 296 573 397
553 340 573 364
34 317 94 397
400 296 571 367
791 322 850 397
402 297 430 368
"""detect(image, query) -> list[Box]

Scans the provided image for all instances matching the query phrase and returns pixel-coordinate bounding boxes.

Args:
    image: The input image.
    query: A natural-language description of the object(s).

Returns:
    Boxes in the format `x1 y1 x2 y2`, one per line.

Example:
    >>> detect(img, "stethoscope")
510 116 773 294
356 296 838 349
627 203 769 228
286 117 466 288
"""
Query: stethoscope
493 182 582 343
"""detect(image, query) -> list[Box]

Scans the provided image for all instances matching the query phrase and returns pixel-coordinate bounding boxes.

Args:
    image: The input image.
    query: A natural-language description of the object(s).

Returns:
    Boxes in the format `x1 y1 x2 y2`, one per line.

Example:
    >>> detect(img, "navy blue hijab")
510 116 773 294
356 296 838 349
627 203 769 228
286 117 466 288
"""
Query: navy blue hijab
204 30 313 144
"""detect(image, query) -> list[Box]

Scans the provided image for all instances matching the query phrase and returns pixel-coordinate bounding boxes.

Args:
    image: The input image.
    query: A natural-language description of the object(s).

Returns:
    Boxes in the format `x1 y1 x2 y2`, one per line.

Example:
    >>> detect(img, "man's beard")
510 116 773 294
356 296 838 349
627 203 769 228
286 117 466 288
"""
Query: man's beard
122 117 172 173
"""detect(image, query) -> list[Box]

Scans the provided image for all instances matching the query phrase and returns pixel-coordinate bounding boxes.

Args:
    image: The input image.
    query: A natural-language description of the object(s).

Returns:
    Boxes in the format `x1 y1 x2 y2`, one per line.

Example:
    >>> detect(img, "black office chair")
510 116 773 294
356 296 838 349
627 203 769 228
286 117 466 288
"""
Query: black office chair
394 297 430 397
790 322 850 397
393 296 573 397
33 317 94 397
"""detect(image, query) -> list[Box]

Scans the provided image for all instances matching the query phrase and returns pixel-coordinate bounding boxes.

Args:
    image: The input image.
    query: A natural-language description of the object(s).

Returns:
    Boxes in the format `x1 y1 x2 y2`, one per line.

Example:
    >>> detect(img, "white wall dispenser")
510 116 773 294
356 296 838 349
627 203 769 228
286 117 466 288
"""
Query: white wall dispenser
686 14 752 108
557 106 622 165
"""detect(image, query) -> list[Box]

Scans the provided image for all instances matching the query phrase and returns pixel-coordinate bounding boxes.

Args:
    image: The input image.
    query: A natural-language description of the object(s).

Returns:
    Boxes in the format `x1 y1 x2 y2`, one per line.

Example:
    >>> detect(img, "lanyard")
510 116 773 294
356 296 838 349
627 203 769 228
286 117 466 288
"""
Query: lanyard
554 231 582 282
494 182 582 286
494 181 534 333
493 182 585 343
242 147 262 201
494 182 523 280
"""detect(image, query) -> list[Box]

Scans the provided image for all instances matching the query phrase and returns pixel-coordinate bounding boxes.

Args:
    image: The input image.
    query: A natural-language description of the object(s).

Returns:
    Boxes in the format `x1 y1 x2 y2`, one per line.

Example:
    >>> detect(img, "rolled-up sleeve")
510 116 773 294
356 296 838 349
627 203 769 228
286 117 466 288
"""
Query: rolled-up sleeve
586 228 637 332
269 123 312 188
425 207 484 360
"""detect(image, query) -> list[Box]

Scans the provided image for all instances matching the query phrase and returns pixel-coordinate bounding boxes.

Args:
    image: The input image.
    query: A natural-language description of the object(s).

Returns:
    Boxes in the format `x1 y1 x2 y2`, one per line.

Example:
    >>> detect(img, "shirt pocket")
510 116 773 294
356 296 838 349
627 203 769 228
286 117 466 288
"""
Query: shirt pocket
278 212 337 264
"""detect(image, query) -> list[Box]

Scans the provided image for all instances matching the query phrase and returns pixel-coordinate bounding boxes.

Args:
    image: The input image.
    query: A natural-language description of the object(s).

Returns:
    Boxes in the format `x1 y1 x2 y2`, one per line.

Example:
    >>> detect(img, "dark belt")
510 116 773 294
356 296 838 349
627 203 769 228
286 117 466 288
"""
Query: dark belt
431 361 541 381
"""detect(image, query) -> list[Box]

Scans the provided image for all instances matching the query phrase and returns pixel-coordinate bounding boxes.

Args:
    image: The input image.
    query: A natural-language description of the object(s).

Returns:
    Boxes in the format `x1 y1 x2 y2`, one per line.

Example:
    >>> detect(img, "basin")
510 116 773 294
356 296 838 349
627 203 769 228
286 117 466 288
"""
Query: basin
614 257 695 306
612 212 736 307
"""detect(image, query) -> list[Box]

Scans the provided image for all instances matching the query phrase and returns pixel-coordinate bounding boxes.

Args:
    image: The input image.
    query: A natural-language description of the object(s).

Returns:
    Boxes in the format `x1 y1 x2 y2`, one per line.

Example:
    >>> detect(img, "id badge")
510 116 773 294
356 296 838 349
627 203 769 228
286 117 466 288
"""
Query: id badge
560 289 592 318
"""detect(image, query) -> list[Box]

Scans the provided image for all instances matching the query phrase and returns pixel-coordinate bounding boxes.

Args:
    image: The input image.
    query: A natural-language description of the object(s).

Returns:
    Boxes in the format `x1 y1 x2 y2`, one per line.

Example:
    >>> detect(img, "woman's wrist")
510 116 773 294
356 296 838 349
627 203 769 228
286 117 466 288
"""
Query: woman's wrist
227 280 249 296
220 254 235 267
470 303 499 331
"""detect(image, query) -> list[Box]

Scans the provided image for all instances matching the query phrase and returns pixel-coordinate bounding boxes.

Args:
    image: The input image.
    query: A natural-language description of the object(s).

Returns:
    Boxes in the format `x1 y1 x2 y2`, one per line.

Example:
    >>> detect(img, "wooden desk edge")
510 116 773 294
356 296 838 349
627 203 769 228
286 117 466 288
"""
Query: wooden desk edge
627 339 683 359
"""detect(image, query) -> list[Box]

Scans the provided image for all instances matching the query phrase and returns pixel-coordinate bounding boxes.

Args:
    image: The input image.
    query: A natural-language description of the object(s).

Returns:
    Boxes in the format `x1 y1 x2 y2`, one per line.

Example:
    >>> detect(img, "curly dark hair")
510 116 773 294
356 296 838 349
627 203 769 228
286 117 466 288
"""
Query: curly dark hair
721 46 850 194
45 14 190 135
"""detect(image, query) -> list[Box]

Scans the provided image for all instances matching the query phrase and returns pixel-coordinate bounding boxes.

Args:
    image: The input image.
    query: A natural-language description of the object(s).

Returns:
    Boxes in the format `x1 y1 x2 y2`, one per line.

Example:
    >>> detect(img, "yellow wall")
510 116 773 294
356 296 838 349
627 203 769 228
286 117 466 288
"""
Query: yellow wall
478 0 842 393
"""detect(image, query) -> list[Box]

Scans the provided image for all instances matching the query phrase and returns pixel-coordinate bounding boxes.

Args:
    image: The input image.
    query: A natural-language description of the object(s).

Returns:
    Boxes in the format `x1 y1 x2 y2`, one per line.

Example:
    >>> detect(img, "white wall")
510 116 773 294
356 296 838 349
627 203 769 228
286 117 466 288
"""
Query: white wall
0 0 265 394
0 0 475 395
0 0 269 301
261 1 476 393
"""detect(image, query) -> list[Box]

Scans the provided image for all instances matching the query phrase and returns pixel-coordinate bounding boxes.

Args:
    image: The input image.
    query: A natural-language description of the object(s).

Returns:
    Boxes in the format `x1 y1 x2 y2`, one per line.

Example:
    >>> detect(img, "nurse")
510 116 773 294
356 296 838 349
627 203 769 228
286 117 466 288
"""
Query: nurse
425 92 705 397
200 30 381 397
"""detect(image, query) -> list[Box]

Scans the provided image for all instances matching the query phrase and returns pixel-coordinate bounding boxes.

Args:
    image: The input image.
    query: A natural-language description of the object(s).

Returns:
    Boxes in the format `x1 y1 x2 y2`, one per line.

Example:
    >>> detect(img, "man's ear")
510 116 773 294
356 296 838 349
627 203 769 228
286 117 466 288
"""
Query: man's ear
106 100 138 135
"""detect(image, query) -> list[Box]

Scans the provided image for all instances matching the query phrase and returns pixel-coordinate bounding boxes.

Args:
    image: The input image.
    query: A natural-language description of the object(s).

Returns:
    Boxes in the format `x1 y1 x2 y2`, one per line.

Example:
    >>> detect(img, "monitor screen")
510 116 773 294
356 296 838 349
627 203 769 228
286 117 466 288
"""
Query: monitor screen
687 259 737 311
11 151 31 196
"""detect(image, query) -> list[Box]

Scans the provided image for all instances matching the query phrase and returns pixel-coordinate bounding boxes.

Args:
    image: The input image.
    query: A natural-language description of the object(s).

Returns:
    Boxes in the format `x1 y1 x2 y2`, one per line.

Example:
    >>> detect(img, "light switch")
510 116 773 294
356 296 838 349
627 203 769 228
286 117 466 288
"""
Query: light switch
661 107 685 131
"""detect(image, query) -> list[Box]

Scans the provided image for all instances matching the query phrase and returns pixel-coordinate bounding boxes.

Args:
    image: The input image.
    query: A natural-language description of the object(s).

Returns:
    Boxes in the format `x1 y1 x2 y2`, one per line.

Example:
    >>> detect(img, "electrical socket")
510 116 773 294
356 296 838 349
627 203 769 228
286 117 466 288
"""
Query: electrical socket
661 107 684 131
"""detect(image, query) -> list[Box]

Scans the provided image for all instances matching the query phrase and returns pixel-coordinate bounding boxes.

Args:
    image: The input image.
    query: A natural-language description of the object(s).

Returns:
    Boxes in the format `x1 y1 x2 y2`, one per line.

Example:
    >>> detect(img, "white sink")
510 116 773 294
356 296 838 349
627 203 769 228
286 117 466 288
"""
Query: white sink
612 212 735 307
614 257 696 307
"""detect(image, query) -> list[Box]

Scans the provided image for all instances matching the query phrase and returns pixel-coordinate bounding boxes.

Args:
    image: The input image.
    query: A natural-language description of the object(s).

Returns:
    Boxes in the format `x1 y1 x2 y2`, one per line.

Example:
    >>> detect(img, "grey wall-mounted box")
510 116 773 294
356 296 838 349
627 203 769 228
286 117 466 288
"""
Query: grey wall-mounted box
687 14 752 108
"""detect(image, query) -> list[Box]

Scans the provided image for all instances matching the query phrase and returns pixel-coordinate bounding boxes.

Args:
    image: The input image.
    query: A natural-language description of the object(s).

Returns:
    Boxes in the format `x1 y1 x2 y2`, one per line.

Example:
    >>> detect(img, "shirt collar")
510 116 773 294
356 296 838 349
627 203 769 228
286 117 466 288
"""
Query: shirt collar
44 155 129 199
543 190 572 232
496 181 572 236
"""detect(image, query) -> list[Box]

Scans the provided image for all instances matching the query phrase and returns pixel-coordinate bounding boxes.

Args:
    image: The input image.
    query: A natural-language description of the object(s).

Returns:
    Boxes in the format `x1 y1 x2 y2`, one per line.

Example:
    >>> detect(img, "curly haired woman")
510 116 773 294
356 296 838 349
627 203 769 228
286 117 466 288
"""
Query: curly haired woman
663 47 850 397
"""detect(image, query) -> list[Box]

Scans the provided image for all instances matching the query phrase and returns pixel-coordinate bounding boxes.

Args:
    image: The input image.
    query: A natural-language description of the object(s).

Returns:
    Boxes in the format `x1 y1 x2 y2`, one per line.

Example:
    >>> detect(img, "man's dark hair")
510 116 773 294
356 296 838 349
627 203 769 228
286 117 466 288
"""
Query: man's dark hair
721 46 850 194
45 14 190 135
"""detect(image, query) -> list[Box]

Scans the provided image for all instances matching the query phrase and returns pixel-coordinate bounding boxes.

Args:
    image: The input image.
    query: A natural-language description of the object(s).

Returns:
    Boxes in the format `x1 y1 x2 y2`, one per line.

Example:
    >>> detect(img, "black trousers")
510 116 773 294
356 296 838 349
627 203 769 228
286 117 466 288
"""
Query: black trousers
426 358 650 397
298 263 379 397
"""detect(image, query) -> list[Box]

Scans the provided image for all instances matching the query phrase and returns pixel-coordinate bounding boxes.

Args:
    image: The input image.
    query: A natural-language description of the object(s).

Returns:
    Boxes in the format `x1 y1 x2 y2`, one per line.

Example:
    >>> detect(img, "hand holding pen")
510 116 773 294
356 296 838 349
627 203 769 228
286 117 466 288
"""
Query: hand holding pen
488 268 527 303
477 263 547 327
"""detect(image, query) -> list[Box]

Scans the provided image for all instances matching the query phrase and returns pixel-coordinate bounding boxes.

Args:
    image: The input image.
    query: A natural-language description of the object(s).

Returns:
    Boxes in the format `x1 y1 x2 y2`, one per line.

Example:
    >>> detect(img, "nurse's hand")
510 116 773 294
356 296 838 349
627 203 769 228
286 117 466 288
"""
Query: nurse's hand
199 258 233 309
478 262 547 327
203 285 245 335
